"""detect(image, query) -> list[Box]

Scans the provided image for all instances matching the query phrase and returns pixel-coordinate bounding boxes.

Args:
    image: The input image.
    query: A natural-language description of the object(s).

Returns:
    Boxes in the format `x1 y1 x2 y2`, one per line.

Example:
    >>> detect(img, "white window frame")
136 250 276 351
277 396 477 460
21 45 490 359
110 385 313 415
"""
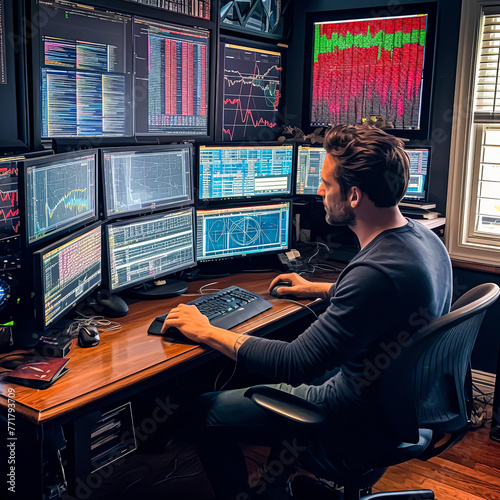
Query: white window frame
446 0 500 267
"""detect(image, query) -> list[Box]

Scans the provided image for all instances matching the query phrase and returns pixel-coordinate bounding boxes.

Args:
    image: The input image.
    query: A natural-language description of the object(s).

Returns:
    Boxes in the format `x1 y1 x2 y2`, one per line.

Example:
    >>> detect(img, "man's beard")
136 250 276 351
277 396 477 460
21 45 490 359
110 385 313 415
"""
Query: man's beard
324 201 356 227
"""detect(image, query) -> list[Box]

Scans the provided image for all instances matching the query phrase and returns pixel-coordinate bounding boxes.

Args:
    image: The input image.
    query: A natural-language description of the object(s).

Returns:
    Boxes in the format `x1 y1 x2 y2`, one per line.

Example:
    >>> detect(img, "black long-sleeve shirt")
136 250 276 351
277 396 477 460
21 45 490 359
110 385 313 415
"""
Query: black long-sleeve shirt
238 220 452 454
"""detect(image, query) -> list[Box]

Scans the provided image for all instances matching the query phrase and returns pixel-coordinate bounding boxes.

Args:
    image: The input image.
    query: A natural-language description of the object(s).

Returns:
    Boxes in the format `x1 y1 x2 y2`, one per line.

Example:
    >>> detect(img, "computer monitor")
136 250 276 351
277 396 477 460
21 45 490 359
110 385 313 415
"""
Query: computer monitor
403 147 431 201
101 144 194 219
105 208 196 297
33 223 102 330
0 156 21 241
39 0 133 138
0 0 29 153
306 4 436 139
133 17 209 137
20 150 98 248
198 144 293 201
219 39 283 141
295 145 327 196
196 202 291 261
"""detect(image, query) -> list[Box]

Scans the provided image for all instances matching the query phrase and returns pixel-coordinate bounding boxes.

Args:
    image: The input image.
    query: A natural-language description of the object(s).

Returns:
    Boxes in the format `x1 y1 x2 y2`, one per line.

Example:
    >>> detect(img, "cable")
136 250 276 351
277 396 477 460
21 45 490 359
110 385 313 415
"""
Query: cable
65 312 122 339
269 299 319 319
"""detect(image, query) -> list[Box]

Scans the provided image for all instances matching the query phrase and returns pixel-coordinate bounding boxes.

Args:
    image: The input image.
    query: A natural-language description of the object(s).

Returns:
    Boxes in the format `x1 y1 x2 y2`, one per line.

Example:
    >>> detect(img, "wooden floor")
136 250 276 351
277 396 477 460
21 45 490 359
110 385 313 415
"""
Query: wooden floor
244 421 500 500
371 423 500 500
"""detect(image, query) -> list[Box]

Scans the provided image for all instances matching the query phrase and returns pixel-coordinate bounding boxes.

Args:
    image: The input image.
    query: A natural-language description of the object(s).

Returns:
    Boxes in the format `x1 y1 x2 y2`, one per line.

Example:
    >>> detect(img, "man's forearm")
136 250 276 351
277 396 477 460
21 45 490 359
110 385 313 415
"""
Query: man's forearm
200 325 251 361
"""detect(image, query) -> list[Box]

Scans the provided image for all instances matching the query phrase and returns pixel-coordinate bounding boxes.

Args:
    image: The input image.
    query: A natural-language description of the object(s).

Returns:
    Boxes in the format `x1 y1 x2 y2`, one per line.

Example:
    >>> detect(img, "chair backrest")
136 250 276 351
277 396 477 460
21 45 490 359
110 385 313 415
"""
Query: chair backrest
380 283 500 443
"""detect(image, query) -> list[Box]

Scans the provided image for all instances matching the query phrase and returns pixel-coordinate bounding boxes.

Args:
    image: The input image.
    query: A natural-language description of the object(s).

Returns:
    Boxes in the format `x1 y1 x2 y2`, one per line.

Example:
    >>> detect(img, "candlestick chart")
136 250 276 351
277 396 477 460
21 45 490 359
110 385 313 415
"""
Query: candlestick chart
0 167 19 238
222 44 282 141
311 15 428 130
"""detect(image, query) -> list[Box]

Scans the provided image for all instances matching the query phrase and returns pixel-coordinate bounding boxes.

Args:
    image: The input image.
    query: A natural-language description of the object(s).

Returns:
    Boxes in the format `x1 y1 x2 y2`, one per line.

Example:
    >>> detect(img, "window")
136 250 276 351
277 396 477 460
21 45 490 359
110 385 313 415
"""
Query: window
447 1 500 266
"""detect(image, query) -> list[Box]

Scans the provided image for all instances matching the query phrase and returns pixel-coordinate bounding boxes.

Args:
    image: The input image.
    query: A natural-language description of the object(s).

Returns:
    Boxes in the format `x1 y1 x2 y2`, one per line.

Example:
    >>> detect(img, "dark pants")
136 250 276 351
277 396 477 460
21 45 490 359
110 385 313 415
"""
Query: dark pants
178 382 331 500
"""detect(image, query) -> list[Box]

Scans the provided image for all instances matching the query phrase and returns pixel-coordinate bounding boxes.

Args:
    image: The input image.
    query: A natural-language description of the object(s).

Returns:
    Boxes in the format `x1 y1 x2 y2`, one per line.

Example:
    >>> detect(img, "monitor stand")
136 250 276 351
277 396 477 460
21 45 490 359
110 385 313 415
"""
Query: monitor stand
127 279 188 299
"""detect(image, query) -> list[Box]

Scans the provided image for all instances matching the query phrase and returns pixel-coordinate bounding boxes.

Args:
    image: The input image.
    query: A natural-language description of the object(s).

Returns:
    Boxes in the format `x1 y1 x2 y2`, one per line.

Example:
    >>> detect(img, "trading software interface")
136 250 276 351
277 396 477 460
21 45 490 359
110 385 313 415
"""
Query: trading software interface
25 154 96 245
134 18 209 136
39 0 132 137
41 225 101 327
311 14 428 130
296 146 327 195
222 43 282 142
0 158 20 239
404 148 430 201
107 209 195 292
199 145 293 200
103 147 192 217
196 202 290 261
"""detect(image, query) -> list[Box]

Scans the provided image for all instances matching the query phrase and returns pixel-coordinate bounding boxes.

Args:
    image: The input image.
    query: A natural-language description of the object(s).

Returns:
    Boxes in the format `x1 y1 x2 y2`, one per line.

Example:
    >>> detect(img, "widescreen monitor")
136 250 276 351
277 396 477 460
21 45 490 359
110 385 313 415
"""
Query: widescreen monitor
196 202 291 261
198 144 293 200
134 17 209 137
105 208 196 295
39 0 133 138
403 147 431 201
33 223 102 330
220 40 283 141
307 4 436 139
101 144 193 219
295 145 327 195
21 150 98 247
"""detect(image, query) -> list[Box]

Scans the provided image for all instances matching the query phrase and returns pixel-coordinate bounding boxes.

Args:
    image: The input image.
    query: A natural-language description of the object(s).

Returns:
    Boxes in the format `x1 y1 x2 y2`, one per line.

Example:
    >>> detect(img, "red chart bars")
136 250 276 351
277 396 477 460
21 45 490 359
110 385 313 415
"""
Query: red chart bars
0 166 19 238
222 44 282 141
311 15 428 130
135 18 209 136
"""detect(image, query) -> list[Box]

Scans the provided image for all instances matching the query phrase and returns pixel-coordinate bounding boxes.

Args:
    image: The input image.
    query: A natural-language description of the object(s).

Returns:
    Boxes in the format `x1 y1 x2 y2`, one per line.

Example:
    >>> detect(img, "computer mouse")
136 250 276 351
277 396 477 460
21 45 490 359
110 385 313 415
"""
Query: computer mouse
270 279 294 298
96 294 129 318
78 325 100 348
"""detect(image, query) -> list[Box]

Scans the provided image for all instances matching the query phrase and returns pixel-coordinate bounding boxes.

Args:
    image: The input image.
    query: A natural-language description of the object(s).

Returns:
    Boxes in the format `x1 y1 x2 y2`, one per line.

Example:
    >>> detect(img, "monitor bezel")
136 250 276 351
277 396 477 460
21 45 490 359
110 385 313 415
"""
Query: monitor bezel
216 35 286 142
99 143 195 220
32 221 103 331
103 207 197 293
402 145 432 202
196 141 295 203
19 149 99 249
303 2 437 141
195 200 292 263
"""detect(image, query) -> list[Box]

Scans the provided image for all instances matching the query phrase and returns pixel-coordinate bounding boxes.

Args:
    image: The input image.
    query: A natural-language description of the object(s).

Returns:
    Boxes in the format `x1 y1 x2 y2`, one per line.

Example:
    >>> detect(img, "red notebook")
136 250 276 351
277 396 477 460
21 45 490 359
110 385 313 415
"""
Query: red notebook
6 357 69 389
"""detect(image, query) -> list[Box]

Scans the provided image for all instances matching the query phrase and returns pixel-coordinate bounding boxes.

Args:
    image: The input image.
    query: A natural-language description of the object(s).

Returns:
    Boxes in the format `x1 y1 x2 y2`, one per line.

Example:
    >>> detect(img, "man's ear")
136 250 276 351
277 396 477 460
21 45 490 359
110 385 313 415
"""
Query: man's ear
348 186 362 207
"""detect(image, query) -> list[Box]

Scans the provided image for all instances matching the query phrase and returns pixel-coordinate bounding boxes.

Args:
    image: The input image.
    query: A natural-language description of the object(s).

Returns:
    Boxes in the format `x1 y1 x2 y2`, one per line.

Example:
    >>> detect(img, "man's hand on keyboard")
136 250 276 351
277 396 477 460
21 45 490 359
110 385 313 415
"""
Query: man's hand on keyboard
268 273 333 300
161 303 250 360
161 304 212 343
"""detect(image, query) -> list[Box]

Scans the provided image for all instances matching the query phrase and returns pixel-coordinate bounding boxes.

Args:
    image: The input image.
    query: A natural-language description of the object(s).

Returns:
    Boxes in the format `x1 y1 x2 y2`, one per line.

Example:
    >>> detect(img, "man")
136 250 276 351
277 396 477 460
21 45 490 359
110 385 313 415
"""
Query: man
162 124 453 499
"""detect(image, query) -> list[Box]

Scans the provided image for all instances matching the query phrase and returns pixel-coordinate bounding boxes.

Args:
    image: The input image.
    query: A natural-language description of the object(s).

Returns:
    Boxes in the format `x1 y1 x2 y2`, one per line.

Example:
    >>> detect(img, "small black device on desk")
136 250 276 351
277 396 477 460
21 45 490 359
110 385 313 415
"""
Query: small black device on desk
78 325 100 348
147 286 272 340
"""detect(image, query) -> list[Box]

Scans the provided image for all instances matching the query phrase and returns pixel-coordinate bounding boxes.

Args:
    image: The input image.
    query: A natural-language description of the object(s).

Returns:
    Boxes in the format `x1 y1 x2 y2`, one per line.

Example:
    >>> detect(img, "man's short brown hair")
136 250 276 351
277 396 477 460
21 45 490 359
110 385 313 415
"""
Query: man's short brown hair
323 123 410 207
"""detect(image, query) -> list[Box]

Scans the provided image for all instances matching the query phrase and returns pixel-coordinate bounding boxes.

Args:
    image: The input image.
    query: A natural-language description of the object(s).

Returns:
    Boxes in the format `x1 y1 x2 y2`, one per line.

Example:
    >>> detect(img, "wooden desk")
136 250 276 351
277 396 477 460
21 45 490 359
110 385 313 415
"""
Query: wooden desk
0 271 336 499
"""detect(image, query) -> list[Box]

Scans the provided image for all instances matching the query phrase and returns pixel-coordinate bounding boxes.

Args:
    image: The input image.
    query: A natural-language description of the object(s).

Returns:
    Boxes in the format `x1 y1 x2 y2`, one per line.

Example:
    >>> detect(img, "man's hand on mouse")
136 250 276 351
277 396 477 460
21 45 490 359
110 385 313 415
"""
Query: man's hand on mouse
268 273 333 299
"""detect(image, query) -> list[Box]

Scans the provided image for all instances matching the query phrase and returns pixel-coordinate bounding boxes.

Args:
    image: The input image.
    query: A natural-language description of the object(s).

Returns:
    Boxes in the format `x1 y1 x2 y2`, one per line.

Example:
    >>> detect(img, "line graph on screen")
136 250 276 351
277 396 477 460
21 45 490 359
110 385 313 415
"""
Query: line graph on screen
223 44 282 141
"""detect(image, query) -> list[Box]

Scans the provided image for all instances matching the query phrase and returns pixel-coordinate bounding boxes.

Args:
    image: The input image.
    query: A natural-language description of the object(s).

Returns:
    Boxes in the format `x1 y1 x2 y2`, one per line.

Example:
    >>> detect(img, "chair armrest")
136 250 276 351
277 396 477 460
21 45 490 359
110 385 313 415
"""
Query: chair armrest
362 491 434 500
244 385 326 425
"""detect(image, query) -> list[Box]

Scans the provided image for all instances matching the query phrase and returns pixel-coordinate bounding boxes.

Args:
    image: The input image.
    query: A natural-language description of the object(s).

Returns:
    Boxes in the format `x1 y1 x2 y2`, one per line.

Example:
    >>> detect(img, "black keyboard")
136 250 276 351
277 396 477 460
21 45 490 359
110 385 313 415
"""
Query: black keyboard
147 286 273 336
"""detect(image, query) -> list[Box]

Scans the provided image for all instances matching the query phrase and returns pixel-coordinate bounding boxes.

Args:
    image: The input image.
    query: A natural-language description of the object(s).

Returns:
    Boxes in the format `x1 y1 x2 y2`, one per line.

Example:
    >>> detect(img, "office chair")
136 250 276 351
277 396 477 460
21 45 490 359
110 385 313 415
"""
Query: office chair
245 283 500 500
